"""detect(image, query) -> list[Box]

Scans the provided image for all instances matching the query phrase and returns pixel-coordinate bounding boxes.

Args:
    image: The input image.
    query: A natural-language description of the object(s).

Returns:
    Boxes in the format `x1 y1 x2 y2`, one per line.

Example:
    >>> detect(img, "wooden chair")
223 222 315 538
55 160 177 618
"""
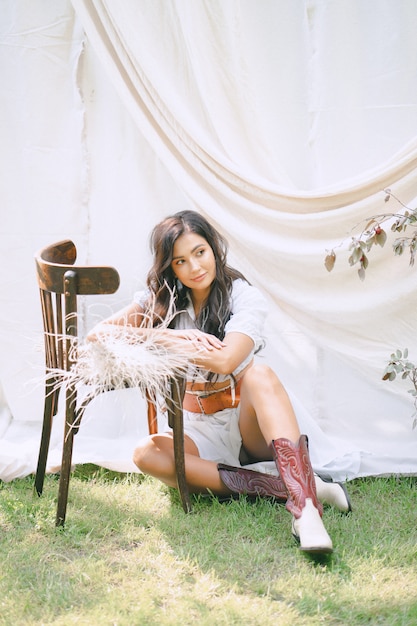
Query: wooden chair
34 239 191 526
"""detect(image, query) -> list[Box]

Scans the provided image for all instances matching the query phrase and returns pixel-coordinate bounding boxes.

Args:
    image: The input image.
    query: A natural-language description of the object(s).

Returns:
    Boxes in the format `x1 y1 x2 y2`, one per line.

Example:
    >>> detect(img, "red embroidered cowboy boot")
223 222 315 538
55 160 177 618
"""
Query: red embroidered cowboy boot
218 463 351 513
272 435 333 554
217 464 287 501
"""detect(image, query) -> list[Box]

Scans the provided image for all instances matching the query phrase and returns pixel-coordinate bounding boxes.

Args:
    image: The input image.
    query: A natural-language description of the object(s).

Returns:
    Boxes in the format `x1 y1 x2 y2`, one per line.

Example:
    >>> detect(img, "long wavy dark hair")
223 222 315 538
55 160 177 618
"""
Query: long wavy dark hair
145 210 247 338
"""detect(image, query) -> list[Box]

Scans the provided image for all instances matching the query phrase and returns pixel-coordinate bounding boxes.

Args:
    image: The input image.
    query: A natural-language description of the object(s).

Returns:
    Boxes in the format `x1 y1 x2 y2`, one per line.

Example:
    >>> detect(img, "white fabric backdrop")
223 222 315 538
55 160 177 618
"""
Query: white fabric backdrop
1 0 416 483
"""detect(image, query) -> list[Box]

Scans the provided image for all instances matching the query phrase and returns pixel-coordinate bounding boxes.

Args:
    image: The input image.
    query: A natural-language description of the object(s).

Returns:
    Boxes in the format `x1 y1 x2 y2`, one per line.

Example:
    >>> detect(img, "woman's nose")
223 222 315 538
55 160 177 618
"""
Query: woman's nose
189 258 200 272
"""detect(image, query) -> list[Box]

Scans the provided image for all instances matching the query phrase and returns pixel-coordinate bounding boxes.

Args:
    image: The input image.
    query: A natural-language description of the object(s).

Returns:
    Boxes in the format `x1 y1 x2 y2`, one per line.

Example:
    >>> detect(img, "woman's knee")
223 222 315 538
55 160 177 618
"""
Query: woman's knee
244 363 281 390
132 434 174 474
132 438 152 472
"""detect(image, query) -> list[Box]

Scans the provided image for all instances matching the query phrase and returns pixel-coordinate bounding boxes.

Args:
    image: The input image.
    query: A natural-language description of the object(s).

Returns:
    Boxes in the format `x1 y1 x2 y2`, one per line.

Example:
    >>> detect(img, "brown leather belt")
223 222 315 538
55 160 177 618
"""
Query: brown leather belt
183 380 241 414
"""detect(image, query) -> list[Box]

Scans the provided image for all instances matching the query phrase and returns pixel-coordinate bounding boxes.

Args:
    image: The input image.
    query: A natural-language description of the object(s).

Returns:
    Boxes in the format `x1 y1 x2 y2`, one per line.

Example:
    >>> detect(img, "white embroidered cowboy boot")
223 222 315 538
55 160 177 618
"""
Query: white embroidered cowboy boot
315 474 352 513
272 435 333 554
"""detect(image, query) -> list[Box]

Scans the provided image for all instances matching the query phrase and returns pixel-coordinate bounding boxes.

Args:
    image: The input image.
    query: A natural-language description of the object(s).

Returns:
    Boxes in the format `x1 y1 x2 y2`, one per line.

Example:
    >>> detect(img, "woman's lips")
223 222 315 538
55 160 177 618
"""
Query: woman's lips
192 273 207 282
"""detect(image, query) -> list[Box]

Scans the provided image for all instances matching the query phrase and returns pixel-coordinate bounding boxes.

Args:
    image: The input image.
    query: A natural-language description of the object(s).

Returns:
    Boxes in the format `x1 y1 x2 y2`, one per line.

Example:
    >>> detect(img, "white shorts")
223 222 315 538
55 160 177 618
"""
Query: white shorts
163 406 243 466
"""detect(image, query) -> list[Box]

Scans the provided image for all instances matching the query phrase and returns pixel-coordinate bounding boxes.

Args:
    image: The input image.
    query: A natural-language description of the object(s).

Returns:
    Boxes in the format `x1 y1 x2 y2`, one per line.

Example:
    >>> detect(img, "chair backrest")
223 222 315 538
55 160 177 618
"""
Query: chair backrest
35 239 120 373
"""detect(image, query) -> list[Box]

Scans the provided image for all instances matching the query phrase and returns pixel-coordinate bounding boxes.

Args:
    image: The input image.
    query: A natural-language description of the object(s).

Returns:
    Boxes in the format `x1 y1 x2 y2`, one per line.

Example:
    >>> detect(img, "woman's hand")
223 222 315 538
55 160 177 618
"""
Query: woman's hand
86 322 225 354
169 329 226 352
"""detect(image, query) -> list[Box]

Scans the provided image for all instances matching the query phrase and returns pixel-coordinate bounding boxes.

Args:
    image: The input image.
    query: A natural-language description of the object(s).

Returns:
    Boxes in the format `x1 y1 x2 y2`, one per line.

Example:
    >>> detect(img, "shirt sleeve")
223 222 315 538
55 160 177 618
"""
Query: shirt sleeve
224 279 267 353
132 289 151 310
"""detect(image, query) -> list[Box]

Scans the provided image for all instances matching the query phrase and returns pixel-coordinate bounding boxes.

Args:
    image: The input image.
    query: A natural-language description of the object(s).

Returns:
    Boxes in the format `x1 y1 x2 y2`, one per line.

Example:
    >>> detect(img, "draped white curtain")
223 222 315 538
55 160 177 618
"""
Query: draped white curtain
1 0 416 482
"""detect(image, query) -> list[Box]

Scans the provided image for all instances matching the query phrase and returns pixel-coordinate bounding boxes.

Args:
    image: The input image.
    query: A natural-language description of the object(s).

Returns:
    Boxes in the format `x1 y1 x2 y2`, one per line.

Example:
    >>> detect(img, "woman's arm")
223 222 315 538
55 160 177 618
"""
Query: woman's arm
86 302 145 341
87 301 226 355
191 331 254 375
88 288 257 375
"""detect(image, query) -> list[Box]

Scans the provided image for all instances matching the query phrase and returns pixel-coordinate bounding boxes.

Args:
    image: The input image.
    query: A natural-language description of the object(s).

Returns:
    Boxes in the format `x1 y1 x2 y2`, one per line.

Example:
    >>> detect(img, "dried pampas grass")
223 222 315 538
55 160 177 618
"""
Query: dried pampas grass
65 327 194 402
44 288 201 421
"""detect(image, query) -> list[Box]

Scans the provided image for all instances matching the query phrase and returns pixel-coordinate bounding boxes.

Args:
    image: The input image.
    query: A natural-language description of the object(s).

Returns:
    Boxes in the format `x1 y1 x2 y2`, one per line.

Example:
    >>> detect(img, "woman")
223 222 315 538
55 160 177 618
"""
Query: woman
89 210 351 554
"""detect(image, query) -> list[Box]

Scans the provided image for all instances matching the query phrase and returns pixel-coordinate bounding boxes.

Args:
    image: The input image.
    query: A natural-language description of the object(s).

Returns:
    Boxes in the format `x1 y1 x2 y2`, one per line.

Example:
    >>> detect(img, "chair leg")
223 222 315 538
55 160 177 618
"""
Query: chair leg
168 378 192 514
146 392 158 435
34 385 57 496
55 387 77 527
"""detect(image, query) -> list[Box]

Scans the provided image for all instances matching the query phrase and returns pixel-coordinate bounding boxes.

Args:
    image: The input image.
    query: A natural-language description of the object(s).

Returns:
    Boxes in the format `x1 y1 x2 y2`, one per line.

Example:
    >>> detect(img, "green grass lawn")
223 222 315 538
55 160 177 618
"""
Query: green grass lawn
0 469 416 625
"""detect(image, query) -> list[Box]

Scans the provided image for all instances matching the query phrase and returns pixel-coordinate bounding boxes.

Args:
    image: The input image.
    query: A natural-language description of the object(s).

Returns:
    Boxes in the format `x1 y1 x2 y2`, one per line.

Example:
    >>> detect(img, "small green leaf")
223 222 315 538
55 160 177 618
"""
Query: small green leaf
393 240 404 255
351 247 363 264
365 234 375 251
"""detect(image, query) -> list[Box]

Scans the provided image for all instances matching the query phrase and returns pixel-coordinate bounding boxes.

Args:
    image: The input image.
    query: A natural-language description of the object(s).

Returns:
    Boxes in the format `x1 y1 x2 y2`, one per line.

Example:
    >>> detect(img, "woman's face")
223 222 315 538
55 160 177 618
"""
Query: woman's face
171 231 216 297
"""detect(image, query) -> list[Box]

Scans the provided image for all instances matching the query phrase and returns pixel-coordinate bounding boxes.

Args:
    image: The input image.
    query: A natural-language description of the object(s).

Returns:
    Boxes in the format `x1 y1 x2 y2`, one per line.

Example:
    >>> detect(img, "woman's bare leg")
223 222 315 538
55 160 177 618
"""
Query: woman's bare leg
133 363 300 493
133 433 231 495
238 363 300 460
238 363 333 553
